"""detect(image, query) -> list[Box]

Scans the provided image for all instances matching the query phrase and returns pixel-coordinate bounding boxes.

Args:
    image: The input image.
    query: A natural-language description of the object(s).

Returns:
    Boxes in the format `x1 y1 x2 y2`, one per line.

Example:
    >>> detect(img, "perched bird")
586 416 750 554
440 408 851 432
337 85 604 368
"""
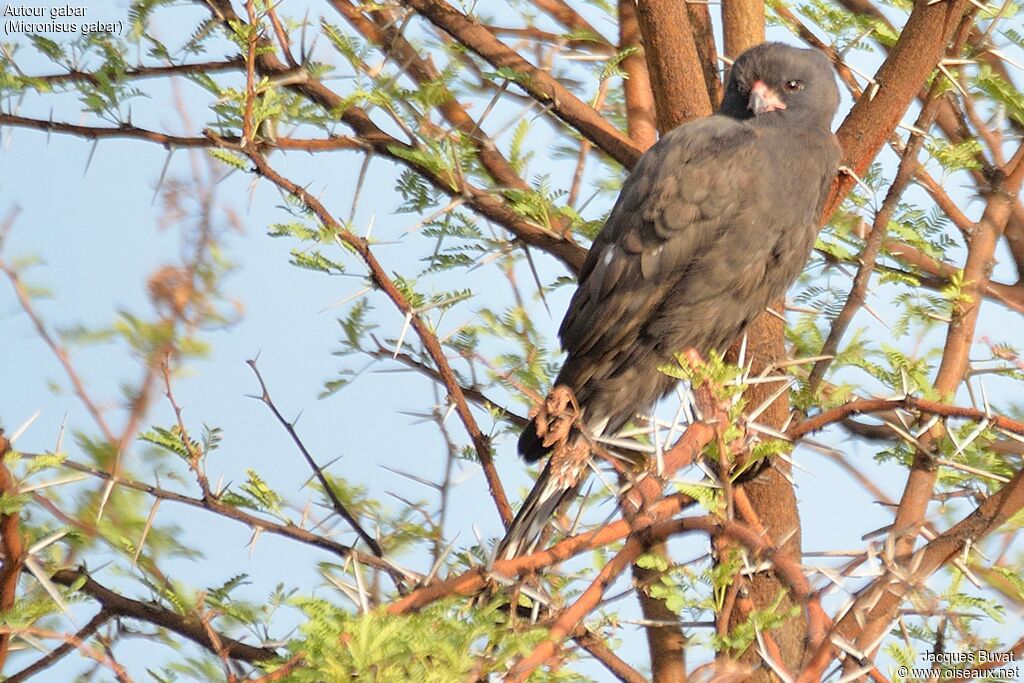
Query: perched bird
498 43 841 559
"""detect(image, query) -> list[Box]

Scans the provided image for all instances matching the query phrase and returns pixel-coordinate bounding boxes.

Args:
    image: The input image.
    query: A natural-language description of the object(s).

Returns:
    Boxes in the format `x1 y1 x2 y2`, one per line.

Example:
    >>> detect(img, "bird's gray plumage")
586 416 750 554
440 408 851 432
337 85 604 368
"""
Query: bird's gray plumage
502 43 840 559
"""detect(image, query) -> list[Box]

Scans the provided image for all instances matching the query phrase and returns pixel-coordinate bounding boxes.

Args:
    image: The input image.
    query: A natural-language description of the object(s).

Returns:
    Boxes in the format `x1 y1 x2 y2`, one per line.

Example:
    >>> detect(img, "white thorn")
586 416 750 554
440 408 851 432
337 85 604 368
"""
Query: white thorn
25 556 76 624
319 286 372 313
426 533 460 584
9 410 42 444
19 474 89 494
394 312 413 358
96 477 116 523
28 529 70 556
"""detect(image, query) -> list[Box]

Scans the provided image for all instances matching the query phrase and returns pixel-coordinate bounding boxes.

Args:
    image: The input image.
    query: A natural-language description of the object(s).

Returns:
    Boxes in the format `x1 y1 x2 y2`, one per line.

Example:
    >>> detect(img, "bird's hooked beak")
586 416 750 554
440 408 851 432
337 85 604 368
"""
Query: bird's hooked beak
749 80 787 115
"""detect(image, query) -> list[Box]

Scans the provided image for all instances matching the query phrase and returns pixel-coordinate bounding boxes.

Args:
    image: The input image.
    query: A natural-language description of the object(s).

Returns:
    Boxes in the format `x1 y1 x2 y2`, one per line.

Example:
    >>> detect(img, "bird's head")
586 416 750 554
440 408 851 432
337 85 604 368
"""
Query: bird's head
719 42 839 128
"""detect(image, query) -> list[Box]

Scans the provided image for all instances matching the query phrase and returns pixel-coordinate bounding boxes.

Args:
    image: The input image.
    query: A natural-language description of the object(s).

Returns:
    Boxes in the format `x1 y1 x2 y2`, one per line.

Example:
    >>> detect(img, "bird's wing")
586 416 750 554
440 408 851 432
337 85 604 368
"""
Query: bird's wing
558 116 762 362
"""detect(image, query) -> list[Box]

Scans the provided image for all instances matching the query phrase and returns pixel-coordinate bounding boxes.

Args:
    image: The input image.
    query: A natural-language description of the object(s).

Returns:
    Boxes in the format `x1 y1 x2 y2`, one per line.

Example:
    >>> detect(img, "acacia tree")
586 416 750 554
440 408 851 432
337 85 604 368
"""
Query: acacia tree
1 0 1024 680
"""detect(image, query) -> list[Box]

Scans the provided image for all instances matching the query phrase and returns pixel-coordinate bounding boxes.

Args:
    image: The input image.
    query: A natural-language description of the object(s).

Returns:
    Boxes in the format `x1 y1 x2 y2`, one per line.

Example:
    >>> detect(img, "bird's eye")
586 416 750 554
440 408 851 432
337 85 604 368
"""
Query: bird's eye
784 80 805 92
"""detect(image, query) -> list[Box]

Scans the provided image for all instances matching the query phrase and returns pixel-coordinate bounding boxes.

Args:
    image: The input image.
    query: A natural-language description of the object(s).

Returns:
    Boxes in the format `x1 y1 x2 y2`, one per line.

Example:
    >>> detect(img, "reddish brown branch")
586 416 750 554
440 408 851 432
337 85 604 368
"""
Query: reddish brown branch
0 89 598 221
50 569 278 663
618 0 657 150
265 2 297 68
893 148 1024 515
632 541 686 683
722 0 766 58
532 0 611 45
686 1 721 106
329 0 540 201
727 319 806 677
574 630 649 683
4 610 111 683
0 625 131 682
879 140 1024 639
509 515 830 682
401 0 642 169
837 0 1024 283
913 169 978 236
864 238 1024 314
507 372 796 681
506 535 649 682
199 0 587 272
0 433 23 670
803 463 1024 679
789 395 1024 440
808 81 950 391
824 0 971 218
250 653 306 682
634 0 713 132
240 150 514 528
485 25 615 53
388 488 699 616
368 344 527 427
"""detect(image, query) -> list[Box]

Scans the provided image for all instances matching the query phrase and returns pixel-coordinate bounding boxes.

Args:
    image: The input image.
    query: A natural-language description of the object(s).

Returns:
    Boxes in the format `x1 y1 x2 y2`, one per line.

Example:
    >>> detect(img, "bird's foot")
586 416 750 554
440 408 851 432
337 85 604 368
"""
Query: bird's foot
530 385 581 451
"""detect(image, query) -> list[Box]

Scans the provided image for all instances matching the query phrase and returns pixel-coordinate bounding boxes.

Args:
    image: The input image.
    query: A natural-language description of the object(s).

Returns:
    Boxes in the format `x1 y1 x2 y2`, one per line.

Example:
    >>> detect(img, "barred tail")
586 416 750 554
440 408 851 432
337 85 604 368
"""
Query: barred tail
496 458 584 561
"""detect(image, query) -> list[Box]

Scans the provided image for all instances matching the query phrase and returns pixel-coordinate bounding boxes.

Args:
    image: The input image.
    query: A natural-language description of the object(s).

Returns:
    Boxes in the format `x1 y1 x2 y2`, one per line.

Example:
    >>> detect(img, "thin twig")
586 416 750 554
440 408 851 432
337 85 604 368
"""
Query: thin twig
246 359 385 557
233 146 514 527
0 625 132 683
4 610 112 683
807 80 949 391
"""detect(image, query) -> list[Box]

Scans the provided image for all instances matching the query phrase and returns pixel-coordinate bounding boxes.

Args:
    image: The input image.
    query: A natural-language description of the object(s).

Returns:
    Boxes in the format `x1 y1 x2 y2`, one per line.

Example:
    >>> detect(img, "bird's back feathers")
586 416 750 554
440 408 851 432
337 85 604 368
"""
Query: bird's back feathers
544 116 838 452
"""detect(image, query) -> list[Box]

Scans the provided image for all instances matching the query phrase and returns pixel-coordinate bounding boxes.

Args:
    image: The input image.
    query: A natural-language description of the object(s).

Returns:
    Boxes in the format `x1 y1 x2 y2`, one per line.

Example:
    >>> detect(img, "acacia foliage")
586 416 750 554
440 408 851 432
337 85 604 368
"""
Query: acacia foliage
1 0 1024 681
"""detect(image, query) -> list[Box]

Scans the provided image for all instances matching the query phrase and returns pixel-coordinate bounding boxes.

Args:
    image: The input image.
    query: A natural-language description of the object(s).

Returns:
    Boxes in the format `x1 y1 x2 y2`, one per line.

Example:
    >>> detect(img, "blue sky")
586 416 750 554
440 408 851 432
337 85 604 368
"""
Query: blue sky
2 0 1023 680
